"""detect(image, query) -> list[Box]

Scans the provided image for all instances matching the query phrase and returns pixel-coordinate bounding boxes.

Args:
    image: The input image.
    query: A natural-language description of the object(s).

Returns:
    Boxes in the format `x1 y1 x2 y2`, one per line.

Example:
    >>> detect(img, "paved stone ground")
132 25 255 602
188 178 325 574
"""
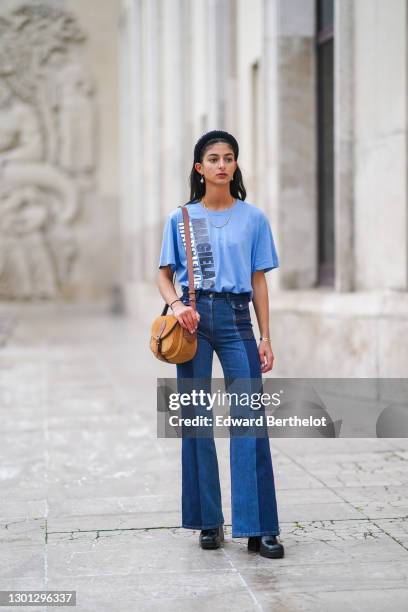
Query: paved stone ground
1 303 408 612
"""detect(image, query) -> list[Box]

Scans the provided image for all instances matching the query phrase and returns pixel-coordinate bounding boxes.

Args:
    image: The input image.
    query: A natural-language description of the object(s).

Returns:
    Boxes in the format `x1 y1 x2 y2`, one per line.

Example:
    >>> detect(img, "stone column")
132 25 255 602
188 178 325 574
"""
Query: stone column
140 0 161 282
181 0 193 184
206 0 219 128
353 0 408 291
191 1 209 135
119 0 143 296
334 0 355 292
263 0 317 289
160 0 185 215
225 0 238 134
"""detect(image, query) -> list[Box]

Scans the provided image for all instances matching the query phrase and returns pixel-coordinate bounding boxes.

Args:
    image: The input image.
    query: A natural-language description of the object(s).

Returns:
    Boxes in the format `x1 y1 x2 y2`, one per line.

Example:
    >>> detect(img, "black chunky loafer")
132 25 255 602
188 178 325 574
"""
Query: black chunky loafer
199 525 224 549
247 535 284 558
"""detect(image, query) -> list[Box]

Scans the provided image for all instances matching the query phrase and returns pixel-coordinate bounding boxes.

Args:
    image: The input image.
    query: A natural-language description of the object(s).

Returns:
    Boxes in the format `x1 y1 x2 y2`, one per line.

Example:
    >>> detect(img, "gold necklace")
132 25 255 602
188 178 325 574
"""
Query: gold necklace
200 198 237 228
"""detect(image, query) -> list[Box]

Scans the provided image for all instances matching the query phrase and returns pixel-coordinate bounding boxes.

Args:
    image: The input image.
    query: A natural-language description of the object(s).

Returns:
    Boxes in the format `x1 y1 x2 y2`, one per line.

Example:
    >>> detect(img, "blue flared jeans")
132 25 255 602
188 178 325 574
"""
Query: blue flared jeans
176 286 280 538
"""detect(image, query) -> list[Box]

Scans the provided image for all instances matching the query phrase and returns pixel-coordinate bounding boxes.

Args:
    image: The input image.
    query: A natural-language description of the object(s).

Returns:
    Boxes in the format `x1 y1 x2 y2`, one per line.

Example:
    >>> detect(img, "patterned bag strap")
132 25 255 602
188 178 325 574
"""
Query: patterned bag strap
161 205 196 315
180 205 196 311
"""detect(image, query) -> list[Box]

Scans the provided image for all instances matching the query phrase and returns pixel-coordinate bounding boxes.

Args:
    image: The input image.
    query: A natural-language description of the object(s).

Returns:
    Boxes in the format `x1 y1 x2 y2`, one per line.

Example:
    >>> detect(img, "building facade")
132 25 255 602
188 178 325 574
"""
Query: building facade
1 0 407 377
121 0 408 377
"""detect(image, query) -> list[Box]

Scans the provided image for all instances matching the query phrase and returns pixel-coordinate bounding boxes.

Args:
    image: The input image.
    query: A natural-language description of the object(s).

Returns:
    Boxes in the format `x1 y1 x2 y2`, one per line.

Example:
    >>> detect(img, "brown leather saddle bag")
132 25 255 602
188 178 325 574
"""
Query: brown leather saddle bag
150 205 197 364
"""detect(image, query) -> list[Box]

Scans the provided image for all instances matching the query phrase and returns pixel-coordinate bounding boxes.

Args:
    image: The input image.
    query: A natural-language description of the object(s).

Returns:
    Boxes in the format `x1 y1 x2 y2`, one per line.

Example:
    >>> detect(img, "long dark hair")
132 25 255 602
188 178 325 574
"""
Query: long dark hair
184 137 247 205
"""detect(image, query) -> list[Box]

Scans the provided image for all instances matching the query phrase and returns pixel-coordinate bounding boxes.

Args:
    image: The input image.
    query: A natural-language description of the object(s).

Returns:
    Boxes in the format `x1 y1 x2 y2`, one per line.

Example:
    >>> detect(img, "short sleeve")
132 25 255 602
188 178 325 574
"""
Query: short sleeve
251 212 279 273
159 213 179 272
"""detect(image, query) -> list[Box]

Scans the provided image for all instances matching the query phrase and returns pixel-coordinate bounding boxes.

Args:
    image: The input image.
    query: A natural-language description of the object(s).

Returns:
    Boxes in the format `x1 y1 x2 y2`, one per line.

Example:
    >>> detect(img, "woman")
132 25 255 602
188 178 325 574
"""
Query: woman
157 130 284 559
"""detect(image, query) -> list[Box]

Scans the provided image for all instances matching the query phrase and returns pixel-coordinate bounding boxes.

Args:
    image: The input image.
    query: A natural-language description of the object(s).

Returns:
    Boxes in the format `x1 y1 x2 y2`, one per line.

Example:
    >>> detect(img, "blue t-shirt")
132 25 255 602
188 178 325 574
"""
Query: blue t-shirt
158 198 279 300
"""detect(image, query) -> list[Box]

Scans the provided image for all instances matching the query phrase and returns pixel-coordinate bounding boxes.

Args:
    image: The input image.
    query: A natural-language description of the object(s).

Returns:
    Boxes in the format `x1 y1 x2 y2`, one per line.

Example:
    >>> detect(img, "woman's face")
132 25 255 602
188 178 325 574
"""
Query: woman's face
195 142 237 185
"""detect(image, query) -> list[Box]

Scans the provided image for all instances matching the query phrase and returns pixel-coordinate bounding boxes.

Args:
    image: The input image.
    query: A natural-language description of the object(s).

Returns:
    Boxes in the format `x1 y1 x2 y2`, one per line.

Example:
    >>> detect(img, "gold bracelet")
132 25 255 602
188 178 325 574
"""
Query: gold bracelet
260 336 270 342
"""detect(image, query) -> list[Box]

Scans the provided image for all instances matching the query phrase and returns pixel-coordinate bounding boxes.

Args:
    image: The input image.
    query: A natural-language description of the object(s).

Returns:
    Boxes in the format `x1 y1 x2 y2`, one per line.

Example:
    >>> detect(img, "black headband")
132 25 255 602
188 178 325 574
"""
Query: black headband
193 130 239 163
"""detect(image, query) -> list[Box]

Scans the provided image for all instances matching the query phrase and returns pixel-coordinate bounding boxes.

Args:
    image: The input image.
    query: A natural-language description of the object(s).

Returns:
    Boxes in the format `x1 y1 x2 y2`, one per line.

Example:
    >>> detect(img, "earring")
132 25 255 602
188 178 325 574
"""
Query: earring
200 174 204 183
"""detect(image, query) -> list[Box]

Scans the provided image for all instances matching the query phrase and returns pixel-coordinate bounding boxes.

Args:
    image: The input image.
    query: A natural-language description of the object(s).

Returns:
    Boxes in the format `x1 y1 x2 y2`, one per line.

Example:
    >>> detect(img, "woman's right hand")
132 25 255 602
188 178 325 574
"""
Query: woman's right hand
172 302 200 334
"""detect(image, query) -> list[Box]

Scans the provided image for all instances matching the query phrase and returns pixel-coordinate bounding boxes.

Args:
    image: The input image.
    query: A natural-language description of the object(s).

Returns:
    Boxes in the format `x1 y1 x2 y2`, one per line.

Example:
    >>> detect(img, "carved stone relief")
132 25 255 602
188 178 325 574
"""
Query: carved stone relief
0 4 96 298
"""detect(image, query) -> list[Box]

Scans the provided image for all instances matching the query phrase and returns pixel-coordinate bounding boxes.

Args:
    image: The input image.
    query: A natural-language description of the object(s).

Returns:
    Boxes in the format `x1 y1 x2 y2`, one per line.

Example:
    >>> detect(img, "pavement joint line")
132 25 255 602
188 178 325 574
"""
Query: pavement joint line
369 518 408 552
42 516 408 537
220 547 264 611
3 517 408 530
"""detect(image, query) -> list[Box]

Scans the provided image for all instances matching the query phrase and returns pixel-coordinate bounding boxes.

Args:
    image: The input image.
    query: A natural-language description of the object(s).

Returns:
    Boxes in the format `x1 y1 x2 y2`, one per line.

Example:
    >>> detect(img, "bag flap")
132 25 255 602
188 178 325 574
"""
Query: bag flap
151 315 180 340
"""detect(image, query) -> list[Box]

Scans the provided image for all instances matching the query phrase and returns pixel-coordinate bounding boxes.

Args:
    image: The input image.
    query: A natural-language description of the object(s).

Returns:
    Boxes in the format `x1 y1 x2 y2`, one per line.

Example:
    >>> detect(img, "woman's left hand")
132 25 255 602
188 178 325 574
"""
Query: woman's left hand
258 340 275 373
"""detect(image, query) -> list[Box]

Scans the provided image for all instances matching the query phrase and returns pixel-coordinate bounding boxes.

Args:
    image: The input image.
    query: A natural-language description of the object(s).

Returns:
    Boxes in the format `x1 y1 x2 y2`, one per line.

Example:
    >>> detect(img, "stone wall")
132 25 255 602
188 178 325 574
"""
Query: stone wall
0 0 120 302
